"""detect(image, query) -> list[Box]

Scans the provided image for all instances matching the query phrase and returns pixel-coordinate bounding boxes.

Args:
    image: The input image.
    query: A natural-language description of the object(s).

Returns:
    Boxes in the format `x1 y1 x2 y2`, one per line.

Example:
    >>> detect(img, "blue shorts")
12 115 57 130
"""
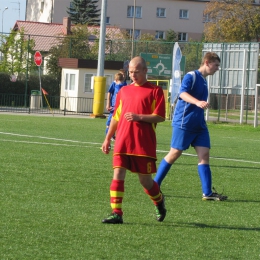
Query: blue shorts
171 127 210 150
106 111 114 127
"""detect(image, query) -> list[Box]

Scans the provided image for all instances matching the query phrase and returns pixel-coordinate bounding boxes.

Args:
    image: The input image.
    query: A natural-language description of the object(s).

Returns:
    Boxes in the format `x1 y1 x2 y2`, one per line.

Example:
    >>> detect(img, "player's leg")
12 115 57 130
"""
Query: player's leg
102 157 127 224
193 130 212 197
195 146 212 196
139 174 166 222
135 157 166 222
154 148 182 186
193 131 227 201
105 113 112 135
154 127 192 186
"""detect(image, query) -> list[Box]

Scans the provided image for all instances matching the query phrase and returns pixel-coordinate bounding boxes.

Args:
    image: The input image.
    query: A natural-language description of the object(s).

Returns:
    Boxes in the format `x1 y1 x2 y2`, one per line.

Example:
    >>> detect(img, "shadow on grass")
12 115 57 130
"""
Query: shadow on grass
160 193 260 203
117 222 260 231
168 162 260 170
210 164 260 170
177 222 260 231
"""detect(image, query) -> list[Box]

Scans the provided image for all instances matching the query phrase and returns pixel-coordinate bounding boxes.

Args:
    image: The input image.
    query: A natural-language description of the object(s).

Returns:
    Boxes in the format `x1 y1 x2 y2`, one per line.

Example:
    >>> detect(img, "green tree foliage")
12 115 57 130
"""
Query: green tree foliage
204 0 260 42
67 0 100 25
46 24 97 79
0 72 60 97
0 29 35 78
181 41 203 73
160 30 178 55
164 29 178 43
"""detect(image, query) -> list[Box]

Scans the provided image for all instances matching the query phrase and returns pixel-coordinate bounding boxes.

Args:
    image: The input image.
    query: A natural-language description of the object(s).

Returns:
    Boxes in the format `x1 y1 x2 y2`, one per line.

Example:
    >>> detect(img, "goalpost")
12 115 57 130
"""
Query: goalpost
254 84 260 128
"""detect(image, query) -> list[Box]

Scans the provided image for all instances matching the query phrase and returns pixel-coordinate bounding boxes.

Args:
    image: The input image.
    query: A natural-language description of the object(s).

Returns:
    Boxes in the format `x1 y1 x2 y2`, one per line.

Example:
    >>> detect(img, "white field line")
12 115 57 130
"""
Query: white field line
0 139 100 149
1 131 260 164
222 136 260 142
157 150 260 164
0 131 101 145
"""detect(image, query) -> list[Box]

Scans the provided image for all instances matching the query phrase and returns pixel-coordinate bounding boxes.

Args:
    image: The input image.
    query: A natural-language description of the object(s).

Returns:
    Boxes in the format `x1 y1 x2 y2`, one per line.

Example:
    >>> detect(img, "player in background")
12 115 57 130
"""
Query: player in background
154 52 228 201
101 56 166 224
105 71 127 141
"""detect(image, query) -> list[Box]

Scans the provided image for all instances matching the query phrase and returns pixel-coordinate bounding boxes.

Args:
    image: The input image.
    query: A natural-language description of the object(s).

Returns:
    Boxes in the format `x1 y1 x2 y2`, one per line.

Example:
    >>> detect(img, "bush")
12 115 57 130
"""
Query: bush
0 73 60 96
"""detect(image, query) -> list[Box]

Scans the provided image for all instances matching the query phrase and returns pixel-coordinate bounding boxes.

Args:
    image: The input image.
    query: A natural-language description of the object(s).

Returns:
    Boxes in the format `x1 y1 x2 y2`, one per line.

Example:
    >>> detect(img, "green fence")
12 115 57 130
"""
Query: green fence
0 93 94 116
1 32 260 124
0 93 259 125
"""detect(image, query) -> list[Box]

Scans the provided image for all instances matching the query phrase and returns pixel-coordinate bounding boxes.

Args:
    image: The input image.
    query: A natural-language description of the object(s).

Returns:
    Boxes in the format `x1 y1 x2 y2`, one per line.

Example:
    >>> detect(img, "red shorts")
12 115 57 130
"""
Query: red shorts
113 154 157 174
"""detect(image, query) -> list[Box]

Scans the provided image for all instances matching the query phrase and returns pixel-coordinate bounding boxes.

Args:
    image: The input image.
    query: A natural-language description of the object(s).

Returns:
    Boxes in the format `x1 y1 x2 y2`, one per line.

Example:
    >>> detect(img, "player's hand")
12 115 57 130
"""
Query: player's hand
124 112 139 122
101 140 111 154
106 106 113 111
195 101 210 109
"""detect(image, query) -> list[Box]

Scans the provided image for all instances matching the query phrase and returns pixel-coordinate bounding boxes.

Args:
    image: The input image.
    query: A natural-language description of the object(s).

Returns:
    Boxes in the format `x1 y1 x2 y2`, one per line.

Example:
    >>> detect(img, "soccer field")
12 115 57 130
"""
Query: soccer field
1 114 259 259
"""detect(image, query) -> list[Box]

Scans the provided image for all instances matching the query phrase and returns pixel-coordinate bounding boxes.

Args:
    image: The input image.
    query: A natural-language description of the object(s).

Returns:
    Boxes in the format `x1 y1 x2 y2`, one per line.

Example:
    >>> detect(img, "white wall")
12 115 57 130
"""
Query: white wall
60 67 120 112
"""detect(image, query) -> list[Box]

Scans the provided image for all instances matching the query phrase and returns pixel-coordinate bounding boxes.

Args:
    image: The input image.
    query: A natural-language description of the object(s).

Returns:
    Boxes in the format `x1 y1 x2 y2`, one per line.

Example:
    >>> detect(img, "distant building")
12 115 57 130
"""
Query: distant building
25 0 211 41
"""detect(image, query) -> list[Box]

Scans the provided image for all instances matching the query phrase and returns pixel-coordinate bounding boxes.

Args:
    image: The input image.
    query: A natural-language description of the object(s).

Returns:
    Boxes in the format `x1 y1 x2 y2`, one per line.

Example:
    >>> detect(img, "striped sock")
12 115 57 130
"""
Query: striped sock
110 179 124 216
143 181 162 206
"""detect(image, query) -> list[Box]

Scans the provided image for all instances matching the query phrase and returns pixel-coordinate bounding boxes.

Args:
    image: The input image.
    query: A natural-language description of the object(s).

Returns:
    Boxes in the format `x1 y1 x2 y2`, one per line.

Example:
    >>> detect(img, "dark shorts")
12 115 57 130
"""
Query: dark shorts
171 127 210 150
113 154 157 174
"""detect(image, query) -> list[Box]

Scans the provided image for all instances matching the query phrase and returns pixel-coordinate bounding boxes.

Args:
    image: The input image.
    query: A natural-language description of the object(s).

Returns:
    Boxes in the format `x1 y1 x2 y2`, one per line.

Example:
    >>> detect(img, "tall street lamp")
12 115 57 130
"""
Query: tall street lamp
2 7 8 34
1 7 8 60
131 0 136 59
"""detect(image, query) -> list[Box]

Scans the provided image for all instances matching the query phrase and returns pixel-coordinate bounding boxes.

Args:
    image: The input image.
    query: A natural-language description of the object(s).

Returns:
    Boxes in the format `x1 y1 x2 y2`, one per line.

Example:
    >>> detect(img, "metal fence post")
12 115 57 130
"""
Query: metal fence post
64 97 66 116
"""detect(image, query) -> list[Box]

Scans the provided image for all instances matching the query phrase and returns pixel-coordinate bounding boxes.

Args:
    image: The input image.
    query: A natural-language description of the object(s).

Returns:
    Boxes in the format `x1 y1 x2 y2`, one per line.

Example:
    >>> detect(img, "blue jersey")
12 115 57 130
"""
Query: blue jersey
108 82 116 106
108 81 127 107
172 70 208 131
111 82 125 107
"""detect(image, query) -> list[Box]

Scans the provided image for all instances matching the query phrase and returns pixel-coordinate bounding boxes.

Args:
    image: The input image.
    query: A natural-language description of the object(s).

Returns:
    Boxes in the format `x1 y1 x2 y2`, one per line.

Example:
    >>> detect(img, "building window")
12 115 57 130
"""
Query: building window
126 29 141 39
179 9 189 19
155 31 165 39
106 17 110 24
157 8 166 18
203 13 210 23
40 1 44 12
178 32 188 42
127 6 142 18
84 74 95 92
65 73 76 91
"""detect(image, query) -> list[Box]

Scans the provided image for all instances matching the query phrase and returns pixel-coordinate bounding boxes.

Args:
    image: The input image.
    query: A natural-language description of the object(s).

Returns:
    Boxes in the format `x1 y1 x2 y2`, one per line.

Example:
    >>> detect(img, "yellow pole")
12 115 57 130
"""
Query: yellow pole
91 76 106 118
43 94 54 116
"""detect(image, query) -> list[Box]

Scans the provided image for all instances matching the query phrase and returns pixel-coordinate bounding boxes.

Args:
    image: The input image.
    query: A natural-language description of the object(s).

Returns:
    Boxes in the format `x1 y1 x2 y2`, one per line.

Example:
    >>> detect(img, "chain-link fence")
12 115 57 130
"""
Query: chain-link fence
0 32 260 124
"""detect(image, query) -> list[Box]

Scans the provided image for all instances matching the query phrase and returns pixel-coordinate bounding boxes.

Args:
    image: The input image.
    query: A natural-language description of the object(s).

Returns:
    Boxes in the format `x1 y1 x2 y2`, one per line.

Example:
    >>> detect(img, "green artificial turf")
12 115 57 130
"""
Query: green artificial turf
0 114 259 259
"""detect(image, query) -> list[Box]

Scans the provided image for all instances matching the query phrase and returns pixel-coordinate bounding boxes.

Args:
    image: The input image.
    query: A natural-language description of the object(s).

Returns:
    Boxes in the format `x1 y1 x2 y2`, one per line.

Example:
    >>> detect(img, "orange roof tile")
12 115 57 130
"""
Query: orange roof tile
13 20 123 52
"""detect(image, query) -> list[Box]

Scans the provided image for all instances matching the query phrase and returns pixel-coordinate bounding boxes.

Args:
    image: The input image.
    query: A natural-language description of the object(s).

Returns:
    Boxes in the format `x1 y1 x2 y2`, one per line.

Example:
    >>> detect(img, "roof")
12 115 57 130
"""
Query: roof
13 20 123 52
58 58 123 69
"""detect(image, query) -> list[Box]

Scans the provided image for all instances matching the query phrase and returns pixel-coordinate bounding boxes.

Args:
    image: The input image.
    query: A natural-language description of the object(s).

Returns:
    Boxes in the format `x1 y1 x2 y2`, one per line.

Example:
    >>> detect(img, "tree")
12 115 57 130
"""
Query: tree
0 29 35 78
46 24 93 79
67 0 100 25
204 0 260 42
164 29 178 43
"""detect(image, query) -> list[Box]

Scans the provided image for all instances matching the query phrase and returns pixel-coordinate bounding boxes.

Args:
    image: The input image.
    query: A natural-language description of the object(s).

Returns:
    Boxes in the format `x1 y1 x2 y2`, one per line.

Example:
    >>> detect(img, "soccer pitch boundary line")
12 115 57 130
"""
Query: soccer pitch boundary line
0 131 101 145
1 131 260 165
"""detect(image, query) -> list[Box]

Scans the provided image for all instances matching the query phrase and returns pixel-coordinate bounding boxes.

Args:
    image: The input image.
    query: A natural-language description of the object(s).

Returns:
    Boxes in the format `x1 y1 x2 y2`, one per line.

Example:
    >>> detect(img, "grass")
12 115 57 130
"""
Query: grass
0 114 260 260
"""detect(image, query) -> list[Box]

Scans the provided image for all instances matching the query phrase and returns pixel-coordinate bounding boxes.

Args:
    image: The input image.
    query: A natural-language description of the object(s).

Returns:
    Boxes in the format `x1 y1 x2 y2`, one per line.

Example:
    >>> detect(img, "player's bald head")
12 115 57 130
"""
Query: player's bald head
129 56 147 69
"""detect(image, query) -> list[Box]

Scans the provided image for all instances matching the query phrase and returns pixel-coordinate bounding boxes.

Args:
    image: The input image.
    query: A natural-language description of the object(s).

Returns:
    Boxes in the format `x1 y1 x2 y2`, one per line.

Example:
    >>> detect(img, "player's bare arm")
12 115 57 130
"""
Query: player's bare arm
102 118 118 154
106 92 112 111
179 92 209 109
124 112 165 123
